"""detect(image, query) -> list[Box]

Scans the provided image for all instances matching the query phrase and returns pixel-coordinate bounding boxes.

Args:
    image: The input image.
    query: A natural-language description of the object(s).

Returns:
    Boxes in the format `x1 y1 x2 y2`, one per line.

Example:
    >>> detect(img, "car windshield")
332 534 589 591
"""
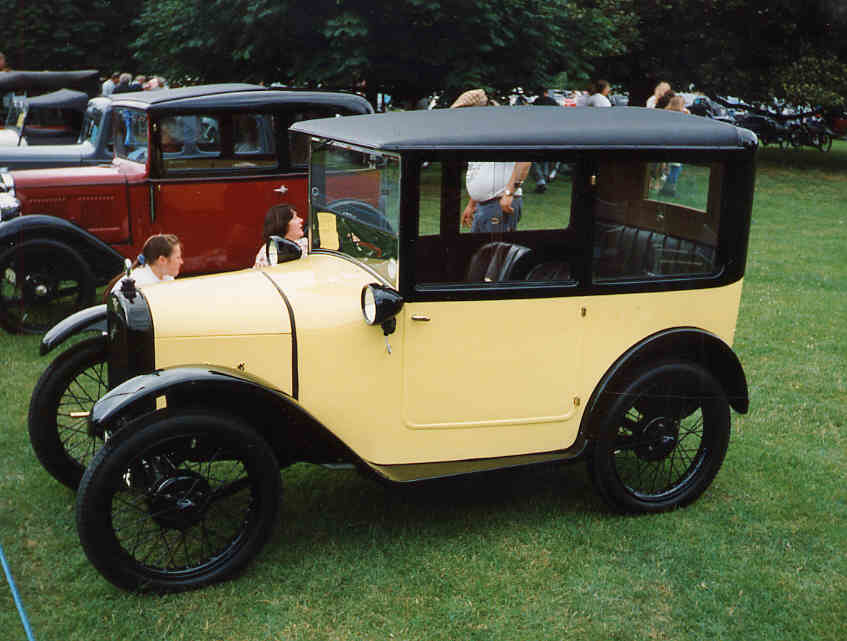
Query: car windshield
308 140 401 286
3 96 26 130
114 108 148 162
77 104 105 145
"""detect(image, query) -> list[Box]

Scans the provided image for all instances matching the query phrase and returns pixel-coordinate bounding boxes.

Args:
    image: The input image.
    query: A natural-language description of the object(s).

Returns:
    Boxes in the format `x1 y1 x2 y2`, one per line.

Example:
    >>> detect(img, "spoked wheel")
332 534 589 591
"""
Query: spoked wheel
76 411 280 592
28 336 108 489
0 239 95 334
589 361 730 513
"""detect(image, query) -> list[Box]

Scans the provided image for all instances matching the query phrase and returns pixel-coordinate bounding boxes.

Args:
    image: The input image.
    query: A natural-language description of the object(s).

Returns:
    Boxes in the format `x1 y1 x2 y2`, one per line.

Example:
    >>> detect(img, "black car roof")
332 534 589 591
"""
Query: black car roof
290 106 758 151
26 89 89 111
111 84 373 115
0 70 99 92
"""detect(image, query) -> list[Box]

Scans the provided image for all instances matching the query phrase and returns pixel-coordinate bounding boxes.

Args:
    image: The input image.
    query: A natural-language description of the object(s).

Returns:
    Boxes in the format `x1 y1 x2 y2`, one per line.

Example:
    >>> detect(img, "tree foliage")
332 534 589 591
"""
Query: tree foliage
590 0 847 108
131 0 631 105
3 0 847 110
0 0 140 75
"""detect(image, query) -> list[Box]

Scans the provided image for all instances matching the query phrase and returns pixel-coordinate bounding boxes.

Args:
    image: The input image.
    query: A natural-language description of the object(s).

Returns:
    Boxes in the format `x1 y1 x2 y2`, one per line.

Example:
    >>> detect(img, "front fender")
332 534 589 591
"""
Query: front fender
0 214 124 282
40 304 107 355
89 365 355 464
90 366 278 434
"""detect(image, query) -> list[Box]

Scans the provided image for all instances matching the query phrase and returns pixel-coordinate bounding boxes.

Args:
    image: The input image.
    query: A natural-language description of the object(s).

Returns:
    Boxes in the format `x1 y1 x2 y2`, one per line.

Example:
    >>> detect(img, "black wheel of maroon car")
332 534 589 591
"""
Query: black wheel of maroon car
0 239 95 334
28 336 108 489
589 361 730 514
76 410 281 592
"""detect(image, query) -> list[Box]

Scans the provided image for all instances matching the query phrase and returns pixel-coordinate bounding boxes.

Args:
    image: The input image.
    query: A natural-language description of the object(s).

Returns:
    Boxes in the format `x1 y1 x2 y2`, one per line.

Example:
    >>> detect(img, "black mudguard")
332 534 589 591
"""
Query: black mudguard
581 327 749 441
88 365 354 464
39 304 107 356
0 214 124 283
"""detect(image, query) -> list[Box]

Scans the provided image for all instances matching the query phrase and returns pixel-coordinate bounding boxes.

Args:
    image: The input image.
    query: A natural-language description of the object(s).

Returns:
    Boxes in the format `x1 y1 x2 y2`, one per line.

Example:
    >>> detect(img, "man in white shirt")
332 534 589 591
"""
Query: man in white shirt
462 160 530 232
101 72 119 96
450 89 531 232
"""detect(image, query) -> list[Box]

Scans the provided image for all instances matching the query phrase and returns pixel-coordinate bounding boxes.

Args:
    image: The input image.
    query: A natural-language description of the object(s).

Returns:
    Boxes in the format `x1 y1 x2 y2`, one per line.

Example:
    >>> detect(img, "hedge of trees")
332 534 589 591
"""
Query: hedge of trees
2 0 845 109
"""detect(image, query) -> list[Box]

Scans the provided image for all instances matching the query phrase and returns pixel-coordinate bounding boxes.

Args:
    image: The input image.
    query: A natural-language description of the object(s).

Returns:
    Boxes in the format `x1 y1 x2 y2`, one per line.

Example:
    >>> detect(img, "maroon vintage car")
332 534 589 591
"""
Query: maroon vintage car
0 83 372 333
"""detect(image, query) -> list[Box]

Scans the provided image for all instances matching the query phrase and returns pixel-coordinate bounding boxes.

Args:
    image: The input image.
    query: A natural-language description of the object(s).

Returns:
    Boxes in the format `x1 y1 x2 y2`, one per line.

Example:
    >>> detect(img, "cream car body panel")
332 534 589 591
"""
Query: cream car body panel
143 269 293 390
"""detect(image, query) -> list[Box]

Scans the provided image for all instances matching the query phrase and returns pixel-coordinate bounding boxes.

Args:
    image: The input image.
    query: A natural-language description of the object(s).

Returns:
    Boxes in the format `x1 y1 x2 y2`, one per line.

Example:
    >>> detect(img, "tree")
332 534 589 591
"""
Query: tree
0 0 140 76
588 0 847 109
131 0 633 105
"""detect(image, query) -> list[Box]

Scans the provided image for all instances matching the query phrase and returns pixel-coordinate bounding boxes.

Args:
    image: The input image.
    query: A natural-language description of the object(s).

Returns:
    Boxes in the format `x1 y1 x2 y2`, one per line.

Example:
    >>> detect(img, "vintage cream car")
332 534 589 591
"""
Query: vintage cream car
68 106 755 592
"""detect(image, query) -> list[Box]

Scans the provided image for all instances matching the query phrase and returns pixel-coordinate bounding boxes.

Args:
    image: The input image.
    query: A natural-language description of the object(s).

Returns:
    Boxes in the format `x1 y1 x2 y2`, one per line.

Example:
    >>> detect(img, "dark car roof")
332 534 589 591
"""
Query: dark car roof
26 89 90 111
112 84 373 115
0 70 99 92
290 106 758 151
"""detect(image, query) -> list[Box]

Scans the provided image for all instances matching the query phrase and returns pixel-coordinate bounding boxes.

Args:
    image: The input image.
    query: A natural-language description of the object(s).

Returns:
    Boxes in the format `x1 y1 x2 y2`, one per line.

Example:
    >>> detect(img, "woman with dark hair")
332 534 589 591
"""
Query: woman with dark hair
253 204 306 267
108 233 183 294
587 80 612 108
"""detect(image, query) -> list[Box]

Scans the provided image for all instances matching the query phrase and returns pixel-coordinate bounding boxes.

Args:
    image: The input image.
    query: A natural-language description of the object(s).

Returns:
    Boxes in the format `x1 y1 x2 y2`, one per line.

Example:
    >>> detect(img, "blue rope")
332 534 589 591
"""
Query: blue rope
0 541 37 641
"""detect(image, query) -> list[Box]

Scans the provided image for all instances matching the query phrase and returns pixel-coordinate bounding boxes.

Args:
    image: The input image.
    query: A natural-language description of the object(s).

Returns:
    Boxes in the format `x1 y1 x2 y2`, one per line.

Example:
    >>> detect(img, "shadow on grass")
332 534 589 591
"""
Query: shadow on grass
268 458 608 565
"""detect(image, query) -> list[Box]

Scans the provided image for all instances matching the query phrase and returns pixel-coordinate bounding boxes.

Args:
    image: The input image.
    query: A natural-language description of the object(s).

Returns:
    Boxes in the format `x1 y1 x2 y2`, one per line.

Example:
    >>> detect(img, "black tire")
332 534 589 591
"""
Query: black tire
28 336 108 489
0 239 95 334
589 361 730 514
76 411 281 592
819 132 833 152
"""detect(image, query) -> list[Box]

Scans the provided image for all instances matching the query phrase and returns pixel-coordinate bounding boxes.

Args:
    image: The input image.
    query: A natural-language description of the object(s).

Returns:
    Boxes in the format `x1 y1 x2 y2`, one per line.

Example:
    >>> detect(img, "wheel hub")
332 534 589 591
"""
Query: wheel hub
149 472 212 530
635 417 679 461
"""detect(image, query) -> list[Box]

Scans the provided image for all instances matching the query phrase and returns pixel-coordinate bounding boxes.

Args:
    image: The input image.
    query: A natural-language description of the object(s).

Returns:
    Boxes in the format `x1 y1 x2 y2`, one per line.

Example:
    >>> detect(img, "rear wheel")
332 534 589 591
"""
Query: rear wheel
0 239 95 334
589 361 730 513
76 411 281 592
28 336 108 489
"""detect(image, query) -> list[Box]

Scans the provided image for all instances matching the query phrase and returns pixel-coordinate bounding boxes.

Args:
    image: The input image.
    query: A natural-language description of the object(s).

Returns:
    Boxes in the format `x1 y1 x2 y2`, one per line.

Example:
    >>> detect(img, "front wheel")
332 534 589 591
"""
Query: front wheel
0 239 95 334
28 336 108 489
76 411 281 592
589 361 730 513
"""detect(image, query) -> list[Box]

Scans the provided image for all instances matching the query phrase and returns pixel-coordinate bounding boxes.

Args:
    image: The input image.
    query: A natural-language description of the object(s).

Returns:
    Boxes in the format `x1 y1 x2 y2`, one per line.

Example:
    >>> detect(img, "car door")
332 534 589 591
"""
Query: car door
400 159 586 456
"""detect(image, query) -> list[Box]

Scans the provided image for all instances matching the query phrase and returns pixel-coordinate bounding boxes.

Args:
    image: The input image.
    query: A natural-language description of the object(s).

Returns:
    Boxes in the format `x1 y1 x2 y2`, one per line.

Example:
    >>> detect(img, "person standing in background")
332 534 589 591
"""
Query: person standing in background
587 80 612 107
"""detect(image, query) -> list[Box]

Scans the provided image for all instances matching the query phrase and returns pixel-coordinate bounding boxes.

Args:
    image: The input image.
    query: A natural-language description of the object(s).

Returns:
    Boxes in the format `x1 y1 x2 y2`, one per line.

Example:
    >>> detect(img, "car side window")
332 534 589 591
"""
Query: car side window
158 112 278 176
114 108 148 161
592 159 723 281
415 159 578 287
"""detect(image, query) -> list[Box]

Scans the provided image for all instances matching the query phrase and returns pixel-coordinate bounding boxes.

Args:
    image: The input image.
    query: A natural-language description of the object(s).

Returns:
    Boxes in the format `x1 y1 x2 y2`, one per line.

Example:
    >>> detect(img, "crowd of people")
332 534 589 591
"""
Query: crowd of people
101 71 168 95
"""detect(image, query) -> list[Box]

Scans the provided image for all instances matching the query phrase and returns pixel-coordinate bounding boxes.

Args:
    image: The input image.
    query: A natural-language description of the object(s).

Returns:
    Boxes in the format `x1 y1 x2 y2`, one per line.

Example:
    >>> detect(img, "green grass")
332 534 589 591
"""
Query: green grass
1 143 845 641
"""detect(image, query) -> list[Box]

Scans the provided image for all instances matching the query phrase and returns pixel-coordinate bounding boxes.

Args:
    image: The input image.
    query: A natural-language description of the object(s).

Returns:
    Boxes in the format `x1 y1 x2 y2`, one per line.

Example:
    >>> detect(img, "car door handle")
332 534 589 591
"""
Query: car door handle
411 314 430 322
274 184 288 195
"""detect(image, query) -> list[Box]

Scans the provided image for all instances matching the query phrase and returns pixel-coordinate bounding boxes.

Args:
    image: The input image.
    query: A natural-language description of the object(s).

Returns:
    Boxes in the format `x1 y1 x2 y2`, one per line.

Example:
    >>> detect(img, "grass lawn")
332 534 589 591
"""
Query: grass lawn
1 142 845 641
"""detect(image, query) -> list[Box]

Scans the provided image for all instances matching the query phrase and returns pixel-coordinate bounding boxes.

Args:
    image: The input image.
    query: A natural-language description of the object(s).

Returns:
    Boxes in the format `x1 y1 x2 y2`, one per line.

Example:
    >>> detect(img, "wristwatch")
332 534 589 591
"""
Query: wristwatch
503 188 513 197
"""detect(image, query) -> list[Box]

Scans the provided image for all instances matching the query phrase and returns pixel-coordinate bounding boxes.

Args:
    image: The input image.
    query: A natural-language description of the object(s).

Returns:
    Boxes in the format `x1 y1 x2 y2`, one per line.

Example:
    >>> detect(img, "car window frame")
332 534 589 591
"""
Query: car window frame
399 149 751 304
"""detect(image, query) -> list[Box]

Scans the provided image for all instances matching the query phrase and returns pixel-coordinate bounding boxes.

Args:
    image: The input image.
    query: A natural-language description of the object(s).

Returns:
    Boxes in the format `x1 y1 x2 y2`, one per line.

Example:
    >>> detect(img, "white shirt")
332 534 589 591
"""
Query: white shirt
465 161 516 202
111 264 173 293
101 79 115 96
587 93 612 108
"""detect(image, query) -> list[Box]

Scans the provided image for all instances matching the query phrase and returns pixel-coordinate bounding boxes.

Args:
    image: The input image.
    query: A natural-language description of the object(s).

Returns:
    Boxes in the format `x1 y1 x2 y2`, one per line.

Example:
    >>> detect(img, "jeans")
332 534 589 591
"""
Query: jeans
471 196 522 233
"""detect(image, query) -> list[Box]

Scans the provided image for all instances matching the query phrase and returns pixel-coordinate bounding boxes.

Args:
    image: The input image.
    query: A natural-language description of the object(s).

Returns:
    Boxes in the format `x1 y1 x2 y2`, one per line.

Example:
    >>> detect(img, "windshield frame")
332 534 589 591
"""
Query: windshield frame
308 138 402 288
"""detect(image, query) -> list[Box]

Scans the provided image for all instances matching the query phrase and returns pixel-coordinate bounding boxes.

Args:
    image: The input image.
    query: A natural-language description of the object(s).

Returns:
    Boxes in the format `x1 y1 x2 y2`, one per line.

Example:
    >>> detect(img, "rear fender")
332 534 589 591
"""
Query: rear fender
39 304 107 355
0 214 124 282
90 365 355 465
580 327 749 440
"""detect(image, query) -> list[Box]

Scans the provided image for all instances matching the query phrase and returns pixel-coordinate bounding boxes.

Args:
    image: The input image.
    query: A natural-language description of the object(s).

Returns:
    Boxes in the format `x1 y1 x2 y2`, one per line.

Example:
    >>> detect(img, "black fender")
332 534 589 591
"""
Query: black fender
580 327 749 440
90 365 355 465
39 304 107 356
0 214 124 283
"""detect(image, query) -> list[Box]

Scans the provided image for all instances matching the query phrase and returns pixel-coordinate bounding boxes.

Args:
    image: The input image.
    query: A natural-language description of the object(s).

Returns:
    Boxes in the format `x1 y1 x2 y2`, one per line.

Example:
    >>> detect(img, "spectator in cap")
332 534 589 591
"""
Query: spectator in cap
452 89 531 233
